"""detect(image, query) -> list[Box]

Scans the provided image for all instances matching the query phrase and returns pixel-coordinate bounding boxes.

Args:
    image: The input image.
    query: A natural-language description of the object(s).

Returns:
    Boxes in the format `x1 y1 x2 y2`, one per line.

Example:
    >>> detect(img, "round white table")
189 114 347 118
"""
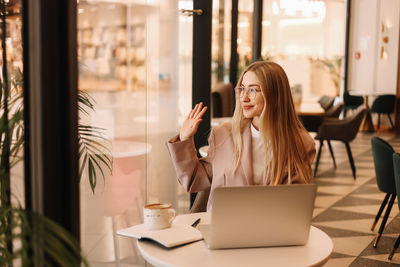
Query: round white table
137 213 333 267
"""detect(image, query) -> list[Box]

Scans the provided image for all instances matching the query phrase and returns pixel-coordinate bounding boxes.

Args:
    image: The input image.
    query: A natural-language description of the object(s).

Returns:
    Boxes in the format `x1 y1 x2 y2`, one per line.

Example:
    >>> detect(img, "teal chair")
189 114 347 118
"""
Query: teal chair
388 153 400 260
370 94 395 130
371 136 396 248
343 91 364 117
389 152 400 260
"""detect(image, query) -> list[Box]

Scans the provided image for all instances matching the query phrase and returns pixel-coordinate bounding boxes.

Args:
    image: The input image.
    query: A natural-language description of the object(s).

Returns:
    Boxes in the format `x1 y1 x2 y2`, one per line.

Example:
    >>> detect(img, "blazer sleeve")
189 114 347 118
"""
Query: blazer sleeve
166 129 215 192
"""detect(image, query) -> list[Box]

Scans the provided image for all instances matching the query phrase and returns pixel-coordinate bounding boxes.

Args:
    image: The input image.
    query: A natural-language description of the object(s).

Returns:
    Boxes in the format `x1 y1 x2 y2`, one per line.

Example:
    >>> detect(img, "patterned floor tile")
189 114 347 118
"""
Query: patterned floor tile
350 185 381 194
314 195 344 208
318 185 360 195
361 255 400 265
324 257 356 267
312 207 325 218
313 219 379 234
313 208 375 222
352 193 391 201
350 257 400 266
332 236 376 256
310 132 400 266
313 225 373 238
332 205 394 217
332 196 383 207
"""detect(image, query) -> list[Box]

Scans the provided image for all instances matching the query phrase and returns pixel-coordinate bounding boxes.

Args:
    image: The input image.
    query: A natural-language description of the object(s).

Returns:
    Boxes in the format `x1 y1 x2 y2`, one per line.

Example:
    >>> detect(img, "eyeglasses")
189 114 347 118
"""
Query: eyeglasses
235 86 261 100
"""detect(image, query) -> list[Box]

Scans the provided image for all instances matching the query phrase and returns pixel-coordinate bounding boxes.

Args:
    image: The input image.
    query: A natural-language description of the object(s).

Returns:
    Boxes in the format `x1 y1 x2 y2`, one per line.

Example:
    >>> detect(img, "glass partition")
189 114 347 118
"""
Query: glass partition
211 0 232 86
77 0 193 265
0 1 24 209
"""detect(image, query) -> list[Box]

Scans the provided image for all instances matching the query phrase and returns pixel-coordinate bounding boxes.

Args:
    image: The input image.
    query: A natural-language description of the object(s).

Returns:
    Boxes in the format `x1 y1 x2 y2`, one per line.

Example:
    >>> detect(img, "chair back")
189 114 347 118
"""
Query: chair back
371 136 396 194
318 95 335 111
371 94 395 114
212 83 234 118
325 102 344 118
316 106 366 142
343 91 364 106
392 152 400 210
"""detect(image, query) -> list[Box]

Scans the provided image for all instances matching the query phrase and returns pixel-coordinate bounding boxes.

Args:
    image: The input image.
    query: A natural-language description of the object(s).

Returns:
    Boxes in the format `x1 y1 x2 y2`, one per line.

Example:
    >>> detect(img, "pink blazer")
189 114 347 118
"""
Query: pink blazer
166 121 316 211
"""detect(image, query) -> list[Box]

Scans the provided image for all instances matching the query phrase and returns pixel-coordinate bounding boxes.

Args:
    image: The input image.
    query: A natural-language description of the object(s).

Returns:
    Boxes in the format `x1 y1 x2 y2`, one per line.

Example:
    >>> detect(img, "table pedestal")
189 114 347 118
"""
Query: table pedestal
360 96 375 132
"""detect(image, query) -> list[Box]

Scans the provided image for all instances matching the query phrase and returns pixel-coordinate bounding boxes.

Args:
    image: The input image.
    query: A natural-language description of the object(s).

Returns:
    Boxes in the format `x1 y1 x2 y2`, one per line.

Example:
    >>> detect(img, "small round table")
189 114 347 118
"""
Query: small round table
137 213 333 267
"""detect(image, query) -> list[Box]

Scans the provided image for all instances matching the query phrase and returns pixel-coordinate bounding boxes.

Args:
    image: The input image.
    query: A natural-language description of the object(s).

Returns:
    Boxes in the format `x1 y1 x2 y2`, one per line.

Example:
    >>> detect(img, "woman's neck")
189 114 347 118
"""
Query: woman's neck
252 117 260 131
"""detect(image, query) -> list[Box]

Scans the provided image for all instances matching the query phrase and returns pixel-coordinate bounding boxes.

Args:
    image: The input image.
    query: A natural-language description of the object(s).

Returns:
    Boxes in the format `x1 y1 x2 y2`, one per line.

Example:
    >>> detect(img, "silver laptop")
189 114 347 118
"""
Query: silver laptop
198 184 317 249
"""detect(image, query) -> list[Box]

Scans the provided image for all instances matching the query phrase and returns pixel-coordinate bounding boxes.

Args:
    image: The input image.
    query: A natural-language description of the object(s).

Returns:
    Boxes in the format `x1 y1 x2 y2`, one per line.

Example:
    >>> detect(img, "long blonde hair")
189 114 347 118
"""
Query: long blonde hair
232 61 312 185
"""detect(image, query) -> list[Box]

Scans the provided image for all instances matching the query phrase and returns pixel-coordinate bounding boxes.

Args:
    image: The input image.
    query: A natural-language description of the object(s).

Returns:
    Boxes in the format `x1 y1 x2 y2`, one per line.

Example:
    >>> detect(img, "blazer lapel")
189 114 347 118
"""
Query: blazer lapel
240 122 254 185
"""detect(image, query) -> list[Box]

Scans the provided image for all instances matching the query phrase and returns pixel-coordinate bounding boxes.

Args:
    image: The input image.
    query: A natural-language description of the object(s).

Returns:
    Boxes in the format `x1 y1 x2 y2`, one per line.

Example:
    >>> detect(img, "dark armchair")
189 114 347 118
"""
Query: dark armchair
301 102 344 133
211 83 234 118
343 91 364 117
370 94 395 130
314 106 366 179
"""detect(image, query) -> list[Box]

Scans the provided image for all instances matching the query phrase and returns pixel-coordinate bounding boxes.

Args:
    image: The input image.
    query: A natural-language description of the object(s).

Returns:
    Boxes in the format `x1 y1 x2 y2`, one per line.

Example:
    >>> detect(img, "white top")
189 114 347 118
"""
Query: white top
135 213 333 267
250 124 265 185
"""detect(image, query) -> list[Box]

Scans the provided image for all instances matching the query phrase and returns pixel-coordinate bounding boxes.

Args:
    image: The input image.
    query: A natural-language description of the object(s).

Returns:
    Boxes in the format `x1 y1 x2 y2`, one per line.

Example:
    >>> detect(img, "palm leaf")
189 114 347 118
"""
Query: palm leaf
0 206 89 266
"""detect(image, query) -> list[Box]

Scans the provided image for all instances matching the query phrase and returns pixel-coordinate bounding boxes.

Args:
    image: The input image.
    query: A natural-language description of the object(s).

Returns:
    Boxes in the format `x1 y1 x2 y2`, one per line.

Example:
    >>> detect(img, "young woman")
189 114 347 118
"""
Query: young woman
167 61 316 211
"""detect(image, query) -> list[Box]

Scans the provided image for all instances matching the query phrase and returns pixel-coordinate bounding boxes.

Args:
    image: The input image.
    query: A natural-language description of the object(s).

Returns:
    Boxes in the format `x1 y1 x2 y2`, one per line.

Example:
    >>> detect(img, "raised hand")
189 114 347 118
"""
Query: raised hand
179 102 208 141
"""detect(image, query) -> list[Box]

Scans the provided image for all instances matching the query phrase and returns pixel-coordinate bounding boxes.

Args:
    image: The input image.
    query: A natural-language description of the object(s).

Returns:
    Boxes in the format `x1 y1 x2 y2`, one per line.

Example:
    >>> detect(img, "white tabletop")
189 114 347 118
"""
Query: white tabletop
111 140 152 158
137 213 333 267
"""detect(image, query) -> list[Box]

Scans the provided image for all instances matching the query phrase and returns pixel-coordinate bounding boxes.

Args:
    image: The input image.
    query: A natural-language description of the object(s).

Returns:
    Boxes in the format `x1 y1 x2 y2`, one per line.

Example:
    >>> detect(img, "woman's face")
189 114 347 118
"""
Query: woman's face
238 71 264 119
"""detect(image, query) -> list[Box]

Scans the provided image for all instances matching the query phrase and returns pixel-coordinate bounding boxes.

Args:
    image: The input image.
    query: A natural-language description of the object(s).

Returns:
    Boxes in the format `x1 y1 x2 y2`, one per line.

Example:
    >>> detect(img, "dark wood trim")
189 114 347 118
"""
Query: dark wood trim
22 0 80 239
344 0 352 94
22 0 31 211
192 0 212 206
230 0 238 85
252 0 262 62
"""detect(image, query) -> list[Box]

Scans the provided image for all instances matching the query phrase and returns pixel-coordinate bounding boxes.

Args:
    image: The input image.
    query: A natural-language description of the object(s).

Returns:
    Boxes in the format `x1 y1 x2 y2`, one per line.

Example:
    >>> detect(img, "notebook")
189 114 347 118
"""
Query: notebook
117 224 203 248
198 184 317 249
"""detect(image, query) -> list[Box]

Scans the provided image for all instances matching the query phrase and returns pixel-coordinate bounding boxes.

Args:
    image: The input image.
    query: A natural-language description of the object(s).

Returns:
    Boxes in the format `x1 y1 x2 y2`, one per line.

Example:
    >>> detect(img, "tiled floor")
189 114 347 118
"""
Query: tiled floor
311 130 400 266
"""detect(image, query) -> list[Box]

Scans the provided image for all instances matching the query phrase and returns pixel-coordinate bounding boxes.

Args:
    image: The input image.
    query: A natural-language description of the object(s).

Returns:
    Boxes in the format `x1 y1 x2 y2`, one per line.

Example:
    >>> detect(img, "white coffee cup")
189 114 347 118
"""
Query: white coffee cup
143 203 176 230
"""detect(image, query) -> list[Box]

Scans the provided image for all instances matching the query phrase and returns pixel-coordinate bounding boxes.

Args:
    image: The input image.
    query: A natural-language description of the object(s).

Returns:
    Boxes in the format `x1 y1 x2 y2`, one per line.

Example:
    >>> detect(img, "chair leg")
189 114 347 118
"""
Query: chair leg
314 140 323 177
371 193 391 231
388 113 394 128
389 234 400 260
344 142 356 179
377 113 381 130
327 140 336 168
374 193 396 248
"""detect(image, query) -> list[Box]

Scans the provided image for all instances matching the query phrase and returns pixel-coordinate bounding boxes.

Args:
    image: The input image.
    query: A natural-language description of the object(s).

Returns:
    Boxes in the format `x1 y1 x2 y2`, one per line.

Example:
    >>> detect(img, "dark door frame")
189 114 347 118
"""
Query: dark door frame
191 0 213 205
252 0 262 62
22 0 80 239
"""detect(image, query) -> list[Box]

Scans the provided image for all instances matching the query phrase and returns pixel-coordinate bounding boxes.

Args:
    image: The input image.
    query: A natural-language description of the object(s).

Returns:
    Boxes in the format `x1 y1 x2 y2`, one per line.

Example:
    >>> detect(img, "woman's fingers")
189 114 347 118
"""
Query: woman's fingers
186 102 207 120
188 103 198 119
193 102 203 117
194 106 207 120
192 119 203 132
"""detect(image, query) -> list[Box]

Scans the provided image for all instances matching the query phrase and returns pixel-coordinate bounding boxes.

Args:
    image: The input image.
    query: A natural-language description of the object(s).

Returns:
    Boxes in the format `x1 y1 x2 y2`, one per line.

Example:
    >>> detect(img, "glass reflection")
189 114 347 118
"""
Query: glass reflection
78 0 192 265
